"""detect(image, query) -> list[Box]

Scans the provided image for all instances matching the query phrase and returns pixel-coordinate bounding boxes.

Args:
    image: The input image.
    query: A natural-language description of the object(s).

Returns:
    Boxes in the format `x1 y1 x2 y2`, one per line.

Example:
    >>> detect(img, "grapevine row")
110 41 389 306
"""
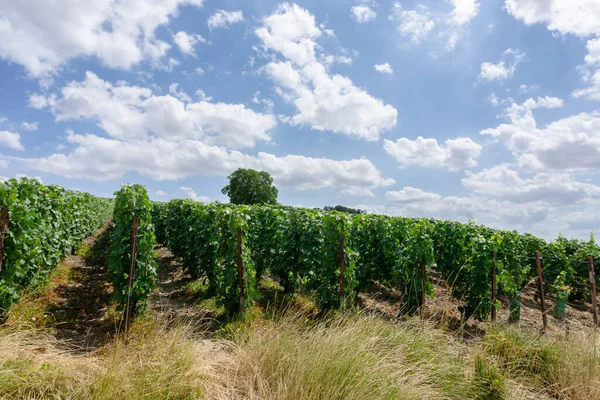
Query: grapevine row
0 178 113 309
108 184 157 318
155 199 600 320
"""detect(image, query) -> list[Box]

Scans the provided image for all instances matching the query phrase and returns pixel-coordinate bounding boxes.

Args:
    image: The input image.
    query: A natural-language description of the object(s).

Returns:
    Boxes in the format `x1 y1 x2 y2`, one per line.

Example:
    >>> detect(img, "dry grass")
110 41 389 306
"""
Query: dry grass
203 313 480 400
0 319 214 399
1 307 600 400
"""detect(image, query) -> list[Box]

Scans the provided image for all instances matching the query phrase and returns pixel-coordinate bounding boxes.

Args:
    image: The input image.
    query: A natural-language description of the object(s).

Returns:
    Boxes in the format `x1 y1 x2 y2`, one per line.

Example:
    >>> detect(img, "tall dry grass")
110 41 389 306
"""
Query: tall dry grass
203 313 480 400
1 310 600 400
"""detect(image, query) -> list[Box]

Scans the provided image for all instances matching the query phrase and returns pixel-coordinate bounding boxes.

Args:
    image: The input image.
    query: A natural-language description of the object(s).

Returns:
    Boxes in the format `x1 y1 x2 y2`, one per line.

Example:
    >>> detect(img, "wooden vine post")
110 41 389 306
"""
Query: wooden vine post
124 217 139 332
535 251 548 331
339 231 345 310
588 257 598 326
491 251 497 322
237 226 245 314
420 259 426 315
0 208 8 273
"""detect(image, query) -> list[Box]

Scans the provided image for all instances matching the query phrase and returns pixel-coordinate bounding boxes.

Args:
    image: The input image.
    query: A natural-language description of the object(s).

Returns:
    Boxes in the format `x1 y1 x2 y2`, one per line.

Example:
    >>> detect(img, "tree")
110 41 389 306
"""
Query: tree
222 168 278 205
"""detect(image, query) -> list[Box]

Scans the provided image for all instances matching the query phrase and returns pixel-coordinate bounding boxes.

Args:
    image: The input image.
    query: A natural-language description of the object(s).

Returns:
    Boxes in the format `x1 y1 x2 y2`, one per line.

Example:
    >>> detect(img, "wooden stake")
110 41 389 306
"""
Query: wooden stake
420 259 426 314
339 231 345 310
237 226 245 314
0 209 8 274
535 251 548 331
491 251 497 322
124 217 139 332
588 257 598 326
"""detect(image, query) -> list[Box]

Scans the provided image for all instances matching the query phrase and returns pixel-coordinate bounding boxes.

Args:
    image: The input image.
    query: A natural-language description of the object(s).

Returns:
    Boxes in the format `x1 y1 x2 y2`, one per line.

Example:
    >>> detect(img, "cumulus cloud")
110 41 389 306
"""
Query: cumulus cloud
375 63 393 74
181 186 210 202
504 1 600 100
462 165 600 205
155 190 166 196
388 0 479 50
572 38 600 100
351 5 376 23
208 10 244 29
0 131 24 151
444 0 480 50
479 97 600 171
389 3 435 46
20 122 39 131
173 31 207 57
17 132 395 195
0 0 204 78
31 71 276 149
479 48 526 82
366 188 551 231
257 3 397 141
505 0 600 37
383 136 482 170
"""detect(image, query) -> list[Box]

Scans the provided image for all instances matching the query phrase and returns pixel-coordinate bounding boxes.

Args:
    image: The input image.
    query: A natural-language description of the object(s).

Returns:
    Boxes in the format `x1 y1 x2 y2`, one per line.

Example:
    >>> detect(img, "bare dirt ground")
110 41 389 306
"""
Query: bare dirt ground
358 273 598 339
148 246 216 327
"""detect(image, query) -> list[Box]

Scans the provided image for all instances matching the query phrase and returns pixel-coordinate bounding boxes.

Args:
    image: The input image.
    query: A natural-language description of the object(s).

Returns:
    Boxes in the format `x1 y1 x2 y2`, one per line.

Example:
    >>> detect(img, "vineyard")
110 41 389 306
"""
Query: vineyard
1 180 600 399
1 179 599 324
153 199 600 321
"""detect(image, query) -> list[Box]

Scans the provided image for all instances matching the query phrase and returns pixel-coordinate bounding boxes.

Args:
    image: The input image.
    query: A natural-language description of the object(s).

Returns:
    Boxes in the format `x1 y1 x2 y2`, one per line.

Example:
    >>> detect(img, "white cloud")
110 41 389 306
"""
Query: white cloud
383 136 482 170
17 132 395 196
366 188 551 231
180 186 210 202
0 130 24 151
479 48 526 82
155 190 166 196
258 4 397 141
20 122 39 131
389 3 435 46
173 31 207 57
351 5 376 23
504 1 600 100
386 187 442 203
462 165 600 205
505 0 600 38
387 0 481 50
572 38 600 100
207 10 244 29
0 160 8 169
479 97 600 171
488 92 500 106
518 84 539 94
32 71 276 149
444 0 480 50
168 83 192 103
256 3 322 66
374 63 393 74
195 89 212 102
0 0 204 78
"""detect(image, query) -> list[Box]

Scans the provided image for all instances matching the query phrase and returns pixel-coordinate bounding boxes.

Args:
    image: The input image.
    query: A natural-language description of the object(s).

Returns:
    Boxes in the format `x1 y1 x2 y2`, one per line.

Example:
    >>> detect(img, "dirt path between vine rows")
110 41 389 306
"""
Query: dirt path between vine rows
148 246 216 328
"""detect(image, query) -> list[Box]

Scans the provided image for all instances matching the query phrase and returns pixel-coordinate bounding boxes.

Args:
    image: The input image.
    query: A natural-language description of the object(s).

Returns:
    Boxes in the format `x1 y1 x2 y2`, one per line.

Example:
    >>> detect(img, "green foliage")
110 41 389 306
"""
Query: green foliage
150 201 168 244
158 191 598 320
108 184 157 317
0 178 112 310
221 168 278 205
165 201 256 314
324 205 365 214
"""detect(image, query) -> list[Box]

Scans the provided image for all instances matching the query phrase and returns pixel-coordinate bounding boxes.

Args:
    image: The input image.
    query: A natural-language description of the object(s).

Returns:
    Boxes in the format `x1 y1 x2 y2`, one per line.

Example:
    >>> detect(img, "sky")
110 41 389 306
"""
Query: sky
0 0 599 240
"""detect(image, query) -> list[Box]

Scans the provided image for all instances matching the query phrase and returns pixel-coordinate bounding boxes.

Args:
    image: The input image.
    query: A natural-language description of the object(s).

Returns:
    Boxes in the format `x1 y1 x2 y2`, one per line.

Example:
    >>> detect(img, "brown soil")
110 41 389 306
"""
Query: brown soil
359 273 598 339
41 222 115 349
148 246 217 327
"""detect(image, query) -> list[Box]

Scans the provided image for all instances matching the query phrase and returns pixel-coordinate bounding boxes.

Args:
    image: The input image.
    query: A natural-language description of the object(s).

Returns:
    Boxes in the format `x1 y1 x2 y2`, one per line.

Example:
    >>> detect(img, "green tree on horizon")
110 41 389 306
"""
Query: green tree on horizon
221 168 278 205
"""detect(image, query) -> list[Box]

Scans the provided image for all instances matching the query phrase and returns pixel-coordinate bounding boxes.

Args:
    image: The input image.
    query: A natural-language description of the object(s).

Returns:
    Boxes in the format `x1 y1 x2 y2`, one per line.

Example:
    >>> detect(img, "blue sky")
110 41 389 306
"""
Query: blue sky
1 0 600 240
